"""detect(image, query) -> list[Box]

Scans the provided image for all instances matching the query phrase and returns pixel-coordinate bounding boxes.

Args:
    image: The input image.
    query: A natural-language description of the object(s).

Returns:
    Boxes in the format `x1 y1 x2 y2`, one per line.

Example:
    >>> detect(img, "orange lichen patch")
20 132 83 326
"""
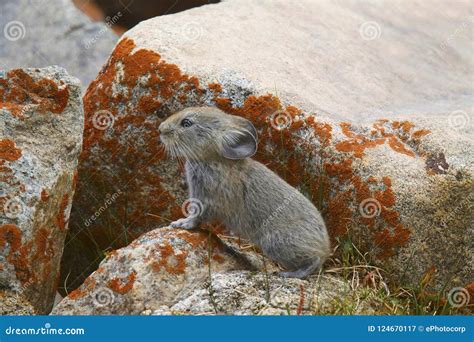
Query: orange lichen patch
68 276 97 300
175 230 208 247
387 136 415 157
54 194 70 231
374 184 396 208
150 241 188 275
465 282 474 305
336 123 385 158
212 254 225 263
336 120 426 158
391 121 415 133
0 69 69 117
352 176 371 204
0 224 33 284
0 139 22 161
33 228 51 263
40 189 49 202
107 271 137 294
412 129 431 140
137 94 161 113
324 159 353 182
208 83 222 93
0 224 22 252
325 190 353 239
373 225 410 258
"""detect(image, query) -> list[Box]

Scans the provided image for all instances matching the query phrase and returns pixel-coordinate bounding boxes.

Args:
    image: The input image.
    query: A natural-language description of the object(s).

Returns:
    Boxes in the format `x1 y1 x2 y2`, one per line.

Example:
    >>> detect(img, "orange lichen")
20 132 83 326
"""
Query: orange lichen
387 136 415 157
208 83 222 93
54 194 69 231
325 190 353 239
68 277 97 300
175 230 208 247
391 121 415 133
0 224 33 284
336 123 386 158
40 189 49 201
0 69 69 117
107 271 136 294
212 254 225 263
373 225 411 258
0 224 22 252
336 120 423 158
34 228 51 263
412 129 431 140
0 139 22 161
465 282 474 305
151 241 188 275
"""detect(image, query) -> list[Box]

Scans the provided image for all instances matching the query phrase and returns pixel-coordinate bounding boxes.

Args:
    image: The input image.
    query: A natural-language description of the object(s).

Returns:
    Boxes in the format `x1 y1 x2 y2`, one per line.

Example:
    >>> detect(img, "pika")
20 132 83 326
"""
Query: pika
159 107 330 278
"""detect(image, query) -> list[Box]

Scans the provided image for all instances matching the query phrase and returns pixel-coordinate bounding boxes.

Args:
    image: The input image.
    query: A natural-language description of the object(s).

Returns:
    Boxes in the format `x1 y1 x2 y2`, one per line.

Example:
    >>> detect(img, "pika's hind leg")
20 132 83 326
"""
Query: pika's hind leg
279 257 321 279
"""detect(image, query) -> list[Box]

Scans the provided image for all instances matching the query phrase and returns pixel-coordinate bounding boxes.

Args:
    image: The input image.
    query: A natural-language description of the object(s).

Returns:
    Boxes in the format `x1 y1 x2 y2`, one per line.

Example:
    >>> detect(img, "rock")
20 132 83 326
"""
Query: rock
67 0 473 291
52 227 253 315
166 271 377 315
0 0 118 88
0 66 83 314
0 289 35 315
53 227 379 315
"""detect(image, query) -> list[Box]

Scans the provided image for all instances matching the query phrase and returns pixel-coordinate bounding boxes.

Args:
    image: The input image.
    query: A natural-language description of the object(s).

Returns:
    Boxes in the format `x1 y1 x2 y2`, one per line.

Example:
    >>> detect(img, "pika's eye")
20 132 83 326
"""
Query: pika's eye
180 118 193 128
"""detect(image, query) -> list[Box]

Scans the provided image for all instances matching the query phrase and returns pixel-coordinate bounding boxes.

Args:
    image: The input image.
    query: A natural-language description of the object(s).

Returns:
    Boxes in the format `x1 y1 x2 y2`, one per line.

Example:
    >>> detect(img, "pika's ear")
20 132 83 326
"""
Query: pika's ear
221 119 258 160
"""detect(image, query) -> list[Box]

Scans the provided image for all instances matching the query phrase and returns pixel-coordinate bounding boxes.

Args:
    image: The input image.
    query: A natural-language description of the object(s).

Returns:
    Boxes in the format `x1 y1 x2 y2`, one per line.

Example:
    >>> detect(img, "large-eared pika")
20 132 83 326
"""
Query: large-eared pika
159 106 330 278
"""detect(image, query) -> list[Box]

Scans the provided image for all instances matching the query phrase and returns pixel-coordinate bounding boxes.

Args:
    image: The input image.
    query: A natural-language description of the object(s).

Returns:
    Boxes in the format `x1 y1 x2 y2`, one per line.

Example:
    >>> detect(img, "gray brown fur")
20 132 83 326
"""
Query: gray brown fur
159 107 330 278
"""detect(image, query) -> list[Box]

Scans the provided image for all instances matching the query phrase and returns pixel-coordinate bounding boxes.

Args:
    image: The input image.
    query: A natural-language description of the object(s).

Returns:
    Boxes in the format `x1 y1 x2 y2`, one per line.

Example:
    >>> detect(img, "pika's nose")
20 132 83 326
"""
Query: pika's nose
158 122 167 134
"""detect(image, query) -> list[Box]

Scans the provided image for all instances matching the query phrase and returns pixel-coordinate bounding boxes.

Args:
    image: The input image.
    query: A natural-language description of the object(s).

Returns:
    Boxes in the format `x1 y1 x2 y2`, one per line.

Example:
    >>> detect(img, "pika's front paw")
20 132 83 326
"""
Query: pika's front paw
170 217 198 230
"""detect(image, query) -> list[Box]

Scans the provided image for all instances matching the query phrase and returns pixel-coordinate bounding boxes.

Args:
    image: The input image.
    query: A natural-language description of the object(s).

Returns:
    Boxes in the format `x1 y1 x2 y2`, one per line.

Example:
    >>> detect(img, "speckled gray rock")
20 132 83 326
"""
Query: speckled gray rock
0 0 118 88
129 0 473 122
0 289 35 315
0 66 83 314
53 227 379 315
70 0 473 293
164 271 377 315
52 227 255 315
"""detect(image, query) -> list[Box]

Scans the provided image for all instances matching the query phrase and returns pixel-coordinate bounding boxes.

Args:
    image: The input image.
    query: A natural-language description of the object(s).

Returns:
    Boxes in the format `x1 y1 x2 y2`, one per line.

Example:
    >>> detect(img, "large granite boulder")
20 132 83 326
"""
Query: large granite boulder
0 66 83 314
66 0 473 292
53 227 257 315
53 227 379 315
0 0 118 87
